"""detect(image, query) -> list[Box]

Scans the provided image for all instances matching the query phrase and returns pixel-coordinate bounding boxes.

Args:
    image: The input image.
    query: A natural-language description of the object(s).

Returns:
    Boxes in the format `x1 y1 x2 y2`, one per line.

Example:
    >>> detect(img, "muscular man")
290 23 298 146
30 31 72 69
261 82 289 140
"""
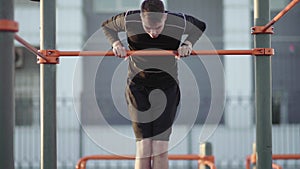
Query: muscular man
102 0 206 168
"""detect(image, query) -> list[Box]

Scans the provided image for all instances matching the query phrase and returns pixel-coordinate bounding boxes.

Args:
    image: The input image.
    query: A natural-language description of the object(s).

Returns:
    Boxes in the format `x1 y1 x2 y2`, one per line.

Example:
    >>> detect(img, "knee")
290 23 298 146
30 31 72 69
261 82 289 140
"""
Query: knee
136 139 152 158
152 140 169 156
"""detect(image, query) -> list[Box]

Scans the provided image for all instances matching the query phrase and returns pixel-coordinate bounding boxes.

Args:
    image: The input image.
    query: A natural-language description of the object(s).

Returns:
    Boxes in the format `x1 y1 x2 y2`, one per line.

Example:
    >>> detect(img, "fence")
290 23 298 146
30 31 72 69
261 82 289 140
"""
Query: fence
14 95 300 169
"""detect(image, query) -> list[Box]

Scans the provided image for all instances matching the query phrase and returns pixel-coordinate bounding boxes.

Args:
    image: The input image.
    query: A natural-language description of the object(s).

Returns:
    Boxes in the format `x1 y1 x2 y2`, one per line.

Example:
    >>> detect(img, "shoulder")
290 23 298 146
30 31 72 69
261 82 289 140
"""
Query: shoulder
166 11 185 19
165 11 186 28
125 10 141 21
126 10 141 16
183 13 206 25
182 13 206 31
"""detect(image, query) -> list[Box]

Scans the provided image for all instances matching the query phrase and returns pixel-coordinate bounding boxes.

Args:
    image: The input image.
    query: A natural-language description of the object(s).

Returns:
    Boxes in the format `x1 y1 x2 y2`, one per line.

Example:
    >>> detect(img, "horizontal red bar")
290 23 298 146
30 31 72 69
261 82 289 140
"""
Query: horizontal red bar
77 154 213 161
58 50 254 56
0 19 19 32
272 154 300 160
76 154 215 169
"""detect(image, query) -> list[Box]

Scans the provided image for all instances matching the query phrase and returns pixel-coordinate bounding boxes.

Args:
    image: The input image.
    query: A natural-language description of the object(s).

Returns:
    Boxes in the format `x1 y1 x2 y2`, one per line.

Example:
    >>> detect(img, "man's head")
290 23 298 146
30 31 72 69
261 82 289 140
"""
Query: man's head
140 0 167 38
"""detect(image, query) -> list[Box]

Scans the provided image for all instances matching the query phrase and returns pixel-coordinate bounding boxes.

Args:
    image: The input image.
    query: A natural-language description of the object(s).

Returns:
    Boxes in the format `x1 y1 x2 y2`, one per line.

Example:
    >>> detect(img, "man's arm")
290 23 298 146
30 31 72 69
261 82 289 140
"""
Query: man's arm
101 12 127 57
101 12 127 45
177 14 206 57
183 14 206 46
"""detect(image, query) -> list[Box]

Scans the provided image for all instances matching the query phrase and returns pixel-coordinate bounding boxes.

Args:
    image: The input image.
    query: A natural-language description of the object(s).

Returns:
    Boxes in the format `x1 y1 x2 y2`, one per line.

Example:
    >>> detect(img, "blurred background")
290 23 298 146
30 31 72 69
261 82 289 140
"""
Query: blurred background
13 0 299 169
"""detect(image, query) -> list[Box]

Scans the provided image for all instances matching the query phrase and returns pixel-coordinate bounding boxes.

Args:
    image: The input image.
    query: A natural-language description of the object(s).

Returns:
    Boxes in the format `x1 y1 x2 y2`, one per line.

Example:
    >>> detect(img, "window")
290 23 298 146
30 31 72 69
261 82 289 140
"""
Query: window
92 0 168 13
15 97 34 126
14 47 40 126
270 0 290 10
250 0 290 11
92 0 141 13
272 95 281 125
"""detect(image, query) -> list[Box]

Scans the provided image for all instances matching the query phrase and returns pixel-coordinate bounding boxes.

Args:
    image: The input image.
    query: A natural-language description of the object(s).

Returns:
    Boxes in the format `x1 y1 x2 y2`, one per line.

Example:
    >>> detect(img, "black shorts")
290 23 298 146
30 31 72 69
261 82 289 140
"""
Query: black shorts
125 81 180 141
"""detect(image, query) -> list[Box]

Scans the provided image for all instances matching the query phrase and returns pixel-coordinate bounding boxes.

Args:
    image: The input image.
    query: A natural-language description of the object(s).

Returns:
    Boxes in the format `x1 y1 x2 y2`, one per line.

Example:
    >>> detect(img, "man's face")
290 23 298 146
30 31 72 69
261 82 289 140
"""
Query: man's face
141 13 167 38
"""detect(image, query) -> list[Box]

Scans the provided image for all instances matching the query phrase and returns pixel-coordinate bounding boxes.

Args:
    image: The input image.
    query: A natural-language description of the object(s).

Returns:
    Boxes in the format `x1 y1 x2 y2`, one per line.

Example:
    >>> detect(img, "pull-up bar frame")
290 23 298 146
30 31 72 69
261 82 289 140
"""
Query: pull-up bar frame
262 0 300 32
76 154 216 169
246 154 300 169
14 33 275 64
36 48 274 64
0 0 299 169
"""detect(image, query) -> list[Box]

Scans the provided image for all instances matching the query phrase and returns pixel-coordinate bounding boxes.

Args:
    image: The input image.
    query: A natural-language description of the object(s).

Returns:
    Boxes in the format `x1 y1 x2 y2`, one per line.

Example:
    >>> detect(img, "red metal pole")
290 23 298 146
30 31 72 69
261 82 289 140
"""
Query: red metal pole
58 49 254 57
76 154 215 169
263 0 300 31
245 156 251 169
272 154 300 160
14 34 48 61
246 154 300 169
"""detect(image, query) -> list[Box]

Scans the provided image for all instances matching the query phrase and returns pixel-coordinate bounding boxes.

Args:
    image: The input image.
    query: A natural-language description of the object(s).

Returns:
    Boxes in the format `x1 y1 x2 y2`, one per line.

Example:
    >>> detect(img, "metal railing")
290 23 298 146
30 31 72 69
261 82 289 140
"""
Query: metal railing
76 154 215 169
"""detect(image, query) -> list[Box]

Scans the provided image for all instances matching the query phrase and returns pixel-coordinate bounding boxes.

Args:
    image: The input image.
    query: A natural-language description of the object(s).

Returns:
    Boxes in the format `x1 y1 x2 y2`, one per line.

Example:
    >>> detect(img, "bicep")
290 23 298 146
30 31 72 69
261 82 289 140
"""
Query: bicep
183 15 206 44
185 15 206 33
101 12 126 44
102 12 126 32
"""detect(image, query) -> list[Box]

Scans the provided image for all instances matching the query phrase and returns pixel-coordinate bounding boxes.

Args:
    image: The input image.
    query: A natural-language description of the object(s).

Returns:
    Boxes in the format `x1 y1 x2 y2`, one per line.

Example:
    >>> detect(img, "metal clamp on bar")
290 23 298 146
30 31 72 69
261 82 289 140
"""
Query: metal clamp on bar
200 155 215 163
251 26 274 34
252 48 275 56
37 49 60 64
0 19 19 32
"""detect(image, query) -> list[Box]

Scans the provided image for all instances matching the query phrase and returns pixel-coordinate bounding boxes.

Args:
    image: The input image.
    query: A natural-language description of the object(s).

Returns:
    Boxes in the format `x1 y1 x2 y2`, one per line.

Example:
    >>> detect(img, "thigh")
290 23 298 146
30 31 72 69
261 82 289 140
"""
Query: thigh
125 83 153 141
125 82 180 141
152 83 180 141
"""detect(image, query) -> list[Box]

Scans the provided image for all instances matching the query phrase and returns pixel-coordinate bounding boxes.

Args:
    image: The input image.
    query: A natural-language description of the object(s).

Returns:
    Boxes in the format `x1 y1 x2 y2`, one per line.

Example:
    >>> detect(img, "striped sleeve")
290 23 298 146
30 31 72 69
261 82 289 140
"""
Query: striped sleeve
183 14 206 46
101 12 127 45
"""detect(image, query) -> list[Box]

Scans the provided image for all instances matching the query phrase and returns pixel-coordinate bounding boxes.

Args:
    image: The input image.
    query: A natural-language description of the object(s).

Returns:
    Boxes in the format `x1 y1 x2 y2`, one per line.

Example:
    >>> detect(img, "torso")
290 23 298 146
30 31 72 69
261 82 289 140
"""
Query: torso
125 11 186 87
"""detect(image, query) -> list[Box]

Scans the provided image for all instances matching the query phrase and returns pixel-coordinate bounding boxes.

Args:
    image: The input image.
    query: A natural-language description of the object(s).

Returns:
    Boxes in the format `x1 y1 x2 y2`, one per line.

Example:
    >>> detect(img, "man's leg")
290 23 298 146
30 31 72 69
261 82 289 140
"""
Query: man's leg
135 138 152 169
151 83 179 169
152 140 169 169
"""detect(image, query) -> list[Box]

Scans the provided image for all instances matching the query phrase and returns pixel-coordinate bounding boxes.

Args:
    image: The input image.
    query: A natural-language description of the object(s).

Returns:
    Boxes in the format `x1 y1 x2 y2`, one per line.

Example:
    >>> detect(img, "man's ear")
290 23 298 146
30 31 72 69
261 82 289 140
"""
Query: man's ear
140 13 143 20
162 13 167 22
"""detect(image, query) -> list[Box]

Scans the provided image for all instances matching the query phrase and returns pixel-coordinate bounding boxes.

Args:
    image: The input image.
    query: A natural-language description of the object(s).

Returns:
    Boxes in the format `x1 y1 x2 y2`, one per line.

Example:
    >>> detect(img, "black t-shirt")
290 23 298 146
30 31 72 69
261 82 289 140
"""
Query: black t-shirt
102 10 206 87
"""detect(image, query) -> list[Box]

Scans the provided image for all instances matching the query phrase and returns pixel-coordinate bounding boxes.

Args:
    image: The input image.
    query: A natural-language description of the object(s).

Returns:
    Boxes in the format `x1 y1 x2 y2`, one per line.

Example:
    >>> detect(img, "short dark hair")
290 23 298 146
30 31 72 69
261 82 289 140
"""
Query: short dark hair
141 0 165 13
141 0 165 23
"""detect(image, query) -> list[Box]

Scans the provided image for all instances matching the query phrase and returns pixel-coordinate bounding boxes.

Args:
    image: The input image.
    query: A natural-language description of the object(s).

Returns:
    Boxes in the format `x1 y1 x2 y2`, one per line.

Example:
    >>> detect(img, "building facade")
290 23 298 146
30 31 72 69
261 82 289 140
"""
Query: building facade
13 0 300 169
